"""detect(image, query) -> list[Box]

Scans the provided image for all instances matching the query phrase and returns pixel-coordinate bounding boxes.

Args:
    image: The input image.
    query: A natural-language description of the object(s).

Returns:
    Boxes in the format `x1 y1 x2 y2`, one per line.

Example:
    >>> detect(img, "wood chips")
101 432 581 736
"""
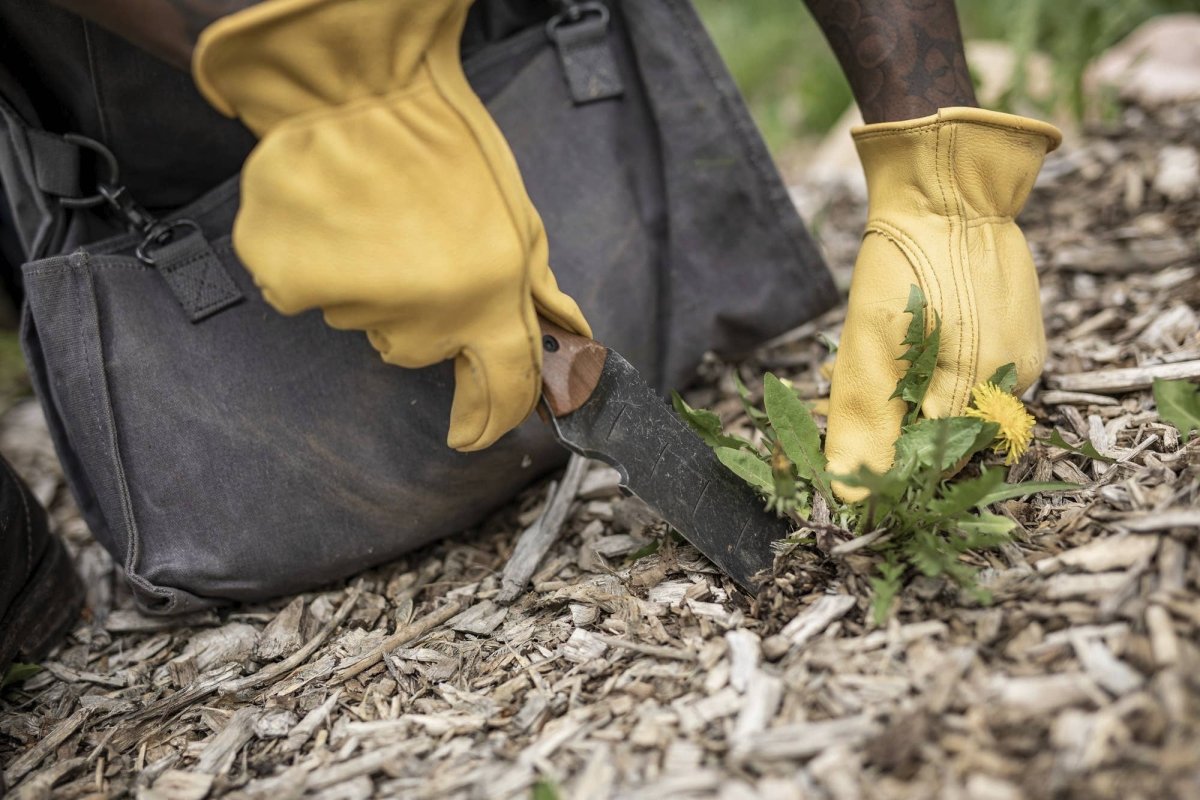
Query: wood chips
1 102 1198 799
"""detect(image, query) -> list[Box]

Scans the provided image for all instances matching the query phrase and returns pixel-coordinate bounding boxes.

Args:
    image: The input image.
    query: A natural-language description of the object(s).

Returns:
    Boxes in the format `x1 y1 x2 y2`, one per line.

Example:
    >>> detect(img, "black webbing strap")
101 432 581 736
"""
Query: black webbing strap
0 63 76 258
144 228 244 323
27 129 85 200
0 64 88 204
548 2 624 105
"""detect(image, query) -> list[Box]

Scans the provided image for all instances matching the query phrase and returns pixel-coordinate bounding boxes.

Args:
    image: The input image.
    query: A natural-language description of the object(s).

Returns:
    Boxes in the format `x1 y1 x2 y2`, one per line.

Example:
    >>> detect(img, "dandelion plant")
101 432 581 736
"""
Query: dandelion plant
674 286 1075 622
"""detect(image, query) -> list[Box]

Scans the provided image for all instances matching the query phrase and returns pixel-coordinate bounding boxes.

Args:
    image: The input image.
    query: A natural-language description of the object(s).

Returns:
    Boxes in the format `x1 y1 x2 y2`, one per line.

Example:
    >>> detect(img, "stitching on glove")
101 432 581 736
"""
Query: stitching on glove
854 122 947 140
854 121 1058 146
950 124 979 416
518 288 540 423
460 345 493 447
932 122 963 408
863 223 937 314
945 123 974 419
936 123 968 416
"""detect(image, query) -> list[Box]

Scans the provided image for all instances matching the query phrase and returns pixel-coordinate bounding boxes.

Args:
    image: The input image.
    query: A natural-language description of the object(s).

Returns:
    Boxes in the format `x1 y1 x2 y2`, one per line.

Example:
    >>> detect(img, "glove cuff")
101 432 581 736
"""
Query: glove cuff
852 107 1063 221
851 107 1062 151
193 0 469 135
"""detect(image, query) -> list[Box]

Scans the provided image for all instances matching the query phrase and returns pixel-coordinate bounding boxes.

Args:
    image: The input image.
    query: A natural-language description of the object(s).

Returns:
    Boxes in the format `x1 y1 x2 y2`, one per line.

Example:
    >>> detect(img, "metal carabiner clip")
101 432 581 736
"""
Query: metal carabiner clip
135 219 202 266
546 0 610 38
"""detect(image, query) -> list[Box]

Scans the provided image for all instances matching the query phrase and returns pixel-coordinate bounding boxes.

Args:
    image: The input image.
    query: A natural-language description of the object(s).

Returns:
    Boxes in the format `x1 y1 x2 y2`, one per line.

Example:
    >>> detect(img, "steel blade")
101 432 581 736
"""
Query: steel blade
545 350 795 590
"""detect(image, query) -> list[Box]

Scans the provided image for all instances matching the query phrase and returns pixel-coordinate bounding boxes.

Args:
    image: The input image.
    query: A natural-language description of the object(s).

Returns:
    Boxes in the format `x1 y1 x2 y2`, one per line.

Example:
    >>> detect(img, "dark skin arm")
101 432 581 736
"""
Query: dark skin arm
46 0 977 123
802 0 977 122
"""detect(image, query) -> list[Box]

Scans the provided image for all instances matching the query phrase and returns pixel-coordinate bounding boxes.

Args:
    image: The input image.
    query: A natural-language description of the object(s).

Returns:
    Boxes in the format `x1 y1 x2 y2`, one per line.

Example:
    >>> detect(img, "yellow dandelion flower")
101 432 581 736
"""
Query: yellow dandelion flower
964 382 1035 465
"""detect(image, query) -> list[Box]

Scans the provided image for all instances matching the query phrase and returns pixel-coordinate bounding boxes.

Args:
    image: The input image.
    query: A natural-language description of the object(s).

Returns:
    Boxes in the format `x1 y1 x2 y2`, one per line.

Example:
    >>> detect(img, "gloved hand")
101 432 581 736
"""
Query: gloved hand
825 108 1062 499
192 0 590 452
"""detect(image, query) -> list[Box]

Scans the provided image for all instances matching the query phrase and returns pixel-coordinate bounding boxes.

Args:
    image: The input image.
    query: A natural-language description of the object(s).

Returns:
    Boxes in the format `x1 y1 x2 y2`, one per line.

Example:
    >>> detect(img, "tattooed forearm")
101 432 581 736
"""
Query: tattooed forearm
803 0 977 123
43 0 265 69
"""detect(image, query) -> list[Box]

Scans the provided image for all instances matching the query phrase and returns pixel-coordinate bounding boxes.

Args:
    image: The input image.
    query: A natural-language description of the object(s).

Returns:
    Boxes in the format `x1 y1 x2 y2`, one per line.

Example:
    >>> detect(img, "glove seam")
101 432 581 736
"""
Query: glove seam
938 122 957 415
946 123 979 417
964 216 1015 226
459 344 500 450
932 122 962 410
943 123 966 416
870 213 1018 225
869 213 1018 225
863 222 940 316
853 119 1058 151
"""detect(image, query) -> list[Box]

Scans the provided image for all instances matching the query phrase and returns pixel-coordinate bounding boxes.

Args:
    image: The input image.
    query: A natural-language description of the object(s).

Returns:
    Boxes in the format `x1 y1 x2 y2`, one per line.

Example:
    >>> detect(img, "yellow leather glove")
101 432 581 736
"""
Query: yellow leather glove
826 108 1062 499
192 0 591 452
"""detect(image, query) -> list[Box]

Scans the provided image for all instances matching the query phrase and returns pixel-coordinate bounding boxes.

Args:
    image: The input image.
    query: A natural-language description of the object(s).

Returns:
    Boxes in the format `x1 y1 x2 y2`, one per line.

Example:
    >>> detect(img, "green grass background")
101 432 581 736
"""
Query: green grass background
693 0 1200 152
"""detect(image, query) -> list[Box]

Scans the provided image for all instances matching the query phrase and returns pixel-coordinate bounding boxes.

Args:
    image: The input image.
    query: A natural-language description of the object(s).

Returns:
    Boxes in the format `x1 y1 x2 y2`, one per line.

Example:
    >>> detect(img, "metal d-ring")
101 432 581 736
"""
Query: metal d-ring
135 219 201 265
58 133 120 209
546 1 609 38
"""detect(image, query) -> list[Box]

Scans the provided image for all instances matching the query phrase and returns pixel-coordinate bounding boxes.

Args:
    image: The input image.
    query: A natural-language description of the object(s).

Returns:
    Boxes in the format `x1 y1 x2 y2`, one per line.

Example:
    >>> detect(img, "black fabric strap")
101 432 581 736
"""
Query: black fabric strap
0 64 87 201
152 229 244 322
549 8 624 104
27 130 84 199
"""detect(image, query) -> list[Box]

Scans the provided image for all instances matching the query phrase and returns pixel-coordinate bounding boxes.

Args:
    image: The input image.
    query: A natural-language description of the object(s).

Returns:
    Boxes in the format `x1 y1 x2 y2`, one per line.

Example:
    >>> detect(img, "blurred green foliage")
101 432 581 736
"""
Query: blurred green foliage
974 0 1200 119
693 0 851 148
0 330 29 411
693 0 1200 150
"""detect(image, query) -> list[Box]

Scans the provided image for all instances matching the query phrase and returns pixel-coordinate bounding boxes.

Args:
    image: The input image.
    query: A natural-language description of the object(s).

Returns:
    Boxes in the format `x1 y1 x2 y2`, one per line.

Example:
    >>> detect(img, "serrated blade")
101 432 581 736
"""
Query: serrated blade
544 349 794 591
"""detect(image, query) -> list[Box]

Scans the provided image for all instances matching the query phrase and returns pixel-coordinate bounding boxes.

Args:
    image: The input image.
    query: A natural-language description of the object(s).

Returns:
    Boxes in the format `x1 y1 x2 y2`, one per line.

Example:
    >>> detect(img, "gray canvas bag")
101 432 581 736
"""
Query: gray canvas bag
2 0 836 613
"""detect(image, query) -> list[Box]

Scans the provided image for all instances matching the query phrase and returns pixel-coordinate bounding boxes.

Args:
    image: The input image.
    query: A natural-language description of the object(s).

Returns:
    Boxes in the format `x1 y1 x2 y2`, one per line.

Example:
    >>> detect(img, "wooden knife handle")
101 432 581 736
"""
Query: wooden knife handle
539 317 608 418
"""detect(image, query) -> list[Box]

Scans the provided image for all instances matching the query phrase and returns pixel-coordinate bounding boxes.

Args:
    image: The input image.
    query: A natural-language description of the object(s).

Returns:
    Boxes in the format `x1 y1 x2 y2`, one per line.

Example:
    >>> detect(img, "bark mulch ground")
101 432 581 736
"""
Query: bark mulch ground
2 100 1198 800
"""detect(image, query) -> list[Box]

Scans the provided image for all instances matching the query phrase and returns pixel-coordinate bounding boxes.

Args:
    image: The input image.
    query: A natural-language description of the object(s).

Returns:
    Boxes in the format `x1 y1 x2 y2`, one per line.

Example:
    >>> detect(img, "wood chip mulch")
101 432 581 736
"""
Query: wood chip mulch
2 100 1198 800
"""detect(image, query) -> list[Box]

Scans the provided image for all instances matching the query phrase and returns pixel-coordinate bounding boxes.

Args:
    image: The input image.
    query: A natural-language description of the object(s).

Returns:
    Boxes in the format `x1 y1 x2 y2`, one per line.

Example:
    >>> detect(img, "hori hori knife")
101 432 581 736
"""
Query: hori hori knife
538 320 796 591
